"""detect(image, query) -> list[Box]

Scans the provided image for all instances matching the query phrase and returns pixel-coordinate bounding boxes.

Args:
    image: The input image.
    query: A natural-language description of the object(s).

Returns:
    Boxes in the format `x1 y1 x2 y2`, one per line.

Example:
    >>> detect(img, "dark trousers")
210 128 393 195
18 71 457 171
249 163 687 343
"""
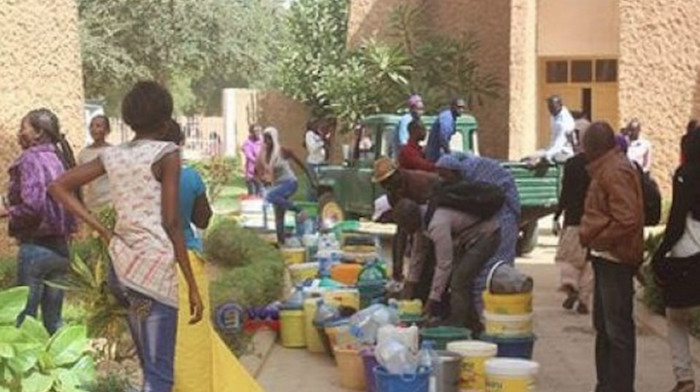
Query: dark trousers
592 257 636 392
449 230 500 330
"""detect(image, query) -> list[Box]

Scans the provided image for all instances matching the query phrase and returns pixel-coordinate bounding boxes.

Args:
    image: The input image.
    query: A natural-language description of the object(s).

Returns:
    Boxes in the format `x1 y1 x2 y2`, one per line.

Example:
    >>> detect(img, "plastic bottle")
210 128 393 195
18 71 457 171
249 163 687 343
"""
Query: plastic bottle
349 304 399 345
375 339 417 375
417 340 439 392
286 286 305 308
313 299 340 325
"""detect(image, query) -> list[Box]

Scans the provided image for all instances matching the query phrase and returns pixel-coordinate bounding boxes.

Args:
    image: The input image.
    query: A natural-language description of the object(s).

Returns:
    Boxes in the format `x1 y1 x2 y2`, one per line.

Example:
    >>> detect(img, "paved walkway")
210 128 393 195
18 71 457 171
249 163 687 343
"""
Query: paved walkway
258 231 678 391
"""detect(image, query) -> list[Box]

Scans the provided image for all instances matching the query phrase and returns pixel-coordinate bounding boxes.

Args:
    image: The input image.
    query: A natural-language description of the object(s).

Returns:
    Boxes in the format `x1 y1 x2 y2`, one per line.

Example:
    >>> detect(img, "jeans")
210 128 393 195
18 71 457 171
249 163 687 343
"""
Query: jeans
265 179 299 244
449 230 500 331
16 242 70 334
126 289 178 392
245 179 262 196
667 306 700 383
592 257 636 392
305 163 322 201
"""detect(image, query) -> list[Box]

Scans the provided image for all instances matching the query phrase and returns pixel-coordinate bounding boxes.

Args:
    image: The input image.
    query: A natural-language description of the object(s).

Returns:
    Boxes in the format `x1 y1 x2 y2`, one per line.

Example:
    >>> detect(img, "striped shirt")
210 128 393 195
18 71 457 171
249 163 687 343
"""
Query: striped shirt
101 140 180 308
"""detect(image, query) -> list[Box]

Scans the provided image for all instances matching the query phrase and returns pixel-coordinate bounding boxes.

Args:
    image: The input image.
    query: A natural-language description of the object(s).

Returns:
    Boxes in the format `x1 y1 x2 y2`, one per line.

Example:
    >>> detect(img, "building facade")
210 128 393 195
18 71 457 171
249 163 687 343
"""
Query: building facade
349 0 700 192
0 0 85 252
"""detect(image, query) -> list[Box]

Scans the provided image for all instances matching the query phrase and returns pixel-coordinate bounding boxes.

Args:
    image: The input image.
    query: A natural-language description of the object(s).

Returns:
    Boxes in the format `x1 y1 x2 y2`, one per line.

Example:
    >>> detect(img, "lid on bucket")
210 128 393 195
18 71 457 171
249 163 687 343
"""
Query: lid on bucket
446 341 498 357
485 358 540 376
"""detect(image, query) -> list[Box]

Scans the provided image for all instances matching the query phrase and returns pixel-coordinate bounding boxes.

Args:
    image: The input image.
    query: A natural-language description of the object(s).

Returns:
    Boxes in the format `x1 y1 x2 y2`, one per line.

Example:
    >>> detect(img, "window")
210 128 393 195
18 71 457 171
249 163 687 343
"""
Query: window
571 60 593 83
546 61 568 83
596 59 618 82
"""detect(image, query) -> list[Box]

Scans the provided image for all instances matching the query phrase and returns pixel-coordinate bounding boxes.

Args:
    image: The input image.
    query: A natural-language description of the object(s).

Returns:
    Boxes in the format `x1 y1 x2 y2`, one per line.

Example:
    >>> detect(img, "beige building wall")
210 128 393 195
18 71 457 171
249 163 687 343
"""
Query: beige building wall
348 0 514 159
618 0 700 193
0 0 85 254
508 0 538 159
538 0 619 57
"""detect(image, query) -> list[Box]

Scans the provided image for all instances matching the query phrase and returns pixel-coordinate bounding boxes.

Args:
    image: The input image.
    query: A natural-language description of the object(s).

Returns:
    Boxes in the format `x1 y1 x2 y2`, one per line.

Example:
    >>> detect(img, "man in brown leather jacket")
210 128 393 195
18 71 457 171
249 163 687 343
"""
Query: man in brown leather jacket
580 122 644 392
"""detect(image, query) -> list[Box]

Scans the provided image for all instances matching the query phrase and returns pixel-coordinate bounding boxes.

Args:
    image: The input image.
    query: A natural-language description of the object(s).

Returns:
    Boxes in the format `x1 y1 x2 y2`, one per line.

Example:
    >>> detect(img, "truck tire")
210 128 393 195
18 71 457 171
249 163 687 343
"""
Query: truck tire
516 221 539 256
318 193 345 228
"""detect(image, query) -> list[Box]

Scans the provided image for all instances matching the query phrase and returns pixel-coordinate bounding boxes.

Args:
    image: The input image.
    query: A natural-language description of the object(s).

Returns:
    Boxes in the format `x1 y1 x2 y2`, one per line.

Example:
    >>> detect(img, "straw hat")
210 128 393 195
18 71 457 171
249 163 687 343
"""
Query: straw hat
371 157 397 183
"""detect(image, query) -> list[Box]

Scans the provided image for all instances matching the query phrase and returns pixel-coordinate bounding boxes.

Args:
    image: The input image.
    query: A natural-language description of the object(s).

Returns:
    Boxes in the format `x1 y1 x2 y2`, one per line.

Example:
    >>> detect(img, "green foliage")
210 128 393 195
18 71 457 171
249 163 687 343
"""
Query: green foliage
278 1 500 129
0 287 96 392
206 218 285 355
188 157 239 202
79 0 287 115
203 218 256 268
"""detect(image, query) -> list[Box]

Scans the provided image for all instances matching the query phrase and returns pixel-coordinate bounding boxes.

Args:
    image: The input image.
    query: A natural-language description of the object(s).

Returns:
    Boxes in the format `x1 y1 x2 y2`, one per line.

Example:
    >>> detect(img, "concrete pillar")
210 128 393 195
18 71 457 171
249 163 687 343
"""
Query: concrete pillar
222 88 237 158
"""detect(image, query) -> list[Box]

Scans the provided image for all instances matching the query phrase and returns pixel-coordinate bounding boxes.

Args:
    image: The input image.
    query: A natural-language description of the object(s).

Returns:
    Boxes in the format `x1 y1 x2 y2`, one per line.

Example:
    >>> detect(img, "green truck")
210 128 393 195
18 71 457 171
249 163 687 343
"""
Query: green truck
315 114 561 255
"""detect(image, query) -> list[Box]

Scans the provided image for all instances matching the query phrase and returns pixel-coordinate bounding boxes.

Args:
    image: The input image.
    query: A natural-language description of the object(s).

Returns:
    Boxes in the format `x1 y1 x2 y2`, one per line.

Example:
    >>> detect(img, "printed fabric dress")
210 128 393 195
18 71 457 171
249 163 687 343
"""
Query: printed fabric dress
174 166 263 392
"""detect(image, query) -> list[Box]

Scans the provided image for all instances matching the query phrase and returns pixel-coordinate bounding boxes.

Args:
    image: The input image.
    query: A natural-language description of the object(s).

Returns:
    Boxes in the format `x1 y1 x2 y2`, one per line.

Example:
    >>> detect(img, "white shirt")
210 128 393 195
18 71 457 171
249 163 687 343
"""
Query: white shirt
627 138 652 173
305 131 326 165
545 106 576 161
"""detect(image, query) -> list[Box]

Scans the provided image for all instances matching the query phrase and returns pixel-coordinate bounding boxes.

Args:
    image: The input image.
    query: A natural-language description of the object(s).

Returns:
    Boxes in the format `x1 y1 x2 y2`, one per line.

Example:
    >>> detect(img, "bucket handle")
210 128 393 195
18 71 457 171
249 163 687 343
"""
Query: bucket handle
485 260 507 294
399 373 417 383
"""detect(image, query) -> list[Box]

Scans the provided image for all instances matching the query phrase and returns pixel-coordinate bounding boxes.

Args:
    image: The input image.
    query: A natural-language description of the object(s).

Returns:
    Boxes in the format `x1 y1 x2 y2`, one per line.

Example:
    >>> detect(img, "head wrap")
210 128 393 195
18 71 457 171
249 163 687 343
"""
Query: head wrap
435 154 464 171
407 94 423 109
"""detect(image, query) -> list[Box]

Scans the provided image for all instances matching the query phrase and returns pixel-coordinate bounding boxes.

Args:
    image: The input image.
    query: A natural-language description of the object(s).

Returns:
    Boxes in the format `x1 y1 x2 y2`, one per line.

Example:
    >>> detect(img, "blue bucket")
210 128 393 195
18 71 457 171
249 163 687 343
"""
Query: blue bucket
480 334 536 359
374 366 430 392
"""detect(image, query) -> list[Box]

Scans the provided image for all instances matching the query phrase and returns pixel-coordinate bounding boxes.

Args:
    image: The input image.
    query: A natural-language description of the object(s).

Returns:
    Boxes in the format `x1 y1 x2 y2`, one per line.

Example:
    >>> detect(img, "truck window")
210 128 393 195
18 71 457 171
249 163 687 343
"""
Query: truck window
380 124 397 157
450 131 464 153
354 125 375 163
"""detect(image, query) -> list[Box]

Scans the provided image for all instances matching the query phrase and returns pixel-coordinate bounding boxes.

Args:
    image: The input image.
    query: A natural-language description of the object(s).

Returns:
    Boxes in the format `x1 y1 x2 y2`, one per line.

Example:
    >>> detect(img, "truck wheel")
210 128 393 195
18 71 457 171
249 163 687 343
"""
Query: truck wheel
516 221 539 256
318 193 345 228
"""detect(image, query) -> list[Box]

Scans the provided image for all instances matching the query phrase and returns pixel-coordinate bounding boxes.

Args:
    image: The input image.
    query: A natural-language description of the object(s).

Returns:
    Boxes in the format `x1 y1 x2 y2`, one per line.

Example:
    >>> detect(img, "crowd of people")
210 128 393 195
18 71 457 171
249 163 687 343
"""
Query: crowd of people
1 82 262 392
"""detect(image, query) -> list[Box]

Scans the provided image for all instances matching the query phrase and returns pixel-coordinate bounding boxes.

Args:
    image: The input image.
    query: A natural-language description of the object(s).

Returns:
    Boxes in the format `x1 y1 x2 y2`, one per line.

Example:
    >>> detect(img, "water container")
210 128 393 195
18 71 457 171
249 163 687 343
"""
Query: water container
358 260 388 308
480 334 536 360
433 351 462 392
419 327 471 350
350 304 399 345
446 340 498 392
334 347 367 390
286 286 305 309
374 366 430 392
375 340 417 375
314 300 340 325
377 325 419 352
483 312 534 338
417 340 439 392
303 298 325 353
279 306 306 348
484 358 539 392
362 348 380 392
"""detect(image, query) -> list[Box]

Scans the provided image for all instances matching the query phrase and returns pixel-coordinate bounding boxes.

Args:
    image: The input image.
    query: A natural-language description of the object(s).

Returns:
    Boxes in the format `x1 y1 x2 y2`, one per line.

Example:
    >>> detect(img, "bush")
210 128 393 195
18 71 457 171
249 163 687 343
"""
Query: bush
189 157 239 202
88 373 131 392
207 217 286 355
203 217 260 268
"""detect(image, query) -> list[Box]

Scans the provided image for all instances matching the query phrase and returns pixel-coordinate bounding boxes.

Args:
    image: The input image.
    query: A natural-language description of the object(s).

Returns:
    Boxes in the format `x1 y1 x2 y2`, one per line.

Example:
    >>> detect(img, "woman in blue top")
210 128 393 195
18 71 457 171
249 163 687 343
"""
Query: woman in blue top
163 121 262 392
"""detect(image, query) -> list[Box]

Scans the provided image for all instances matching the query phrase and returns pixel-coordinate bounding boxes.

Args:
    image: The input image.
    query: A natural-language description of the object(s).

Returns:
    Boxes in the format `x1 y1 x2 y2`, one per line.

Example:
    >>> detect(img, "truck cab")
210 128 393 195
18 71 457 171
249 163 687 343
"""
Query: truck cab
316 113 560 254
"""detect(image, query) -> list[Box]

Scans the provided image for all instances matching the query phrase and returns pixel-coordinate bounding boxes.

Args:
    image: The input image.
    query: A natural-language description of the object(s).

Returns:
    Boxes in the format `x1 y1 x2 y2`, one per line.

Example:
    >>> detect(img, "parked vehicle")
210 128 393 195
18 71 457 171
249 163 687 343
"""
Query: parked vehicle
315 114 561 255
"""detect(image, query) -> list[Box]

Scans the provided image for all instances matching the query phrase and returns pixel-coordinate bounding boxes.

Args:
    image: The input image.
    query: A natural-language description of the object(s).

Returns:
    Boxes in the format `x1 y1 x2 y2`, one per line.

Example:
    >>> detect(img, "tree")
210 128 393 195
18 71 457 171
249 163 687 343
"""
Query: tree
79 0 287 115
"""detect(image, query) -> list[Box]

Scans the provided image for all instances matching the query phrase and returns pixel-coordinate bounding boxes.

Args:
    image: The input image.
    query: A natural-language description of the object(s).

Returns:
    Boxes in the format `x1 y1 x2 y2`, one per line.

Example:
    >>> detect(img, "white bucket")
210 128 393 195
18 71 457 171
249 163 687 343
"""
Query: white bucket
485 358 539 392
446 340 498 392
483 312 534 337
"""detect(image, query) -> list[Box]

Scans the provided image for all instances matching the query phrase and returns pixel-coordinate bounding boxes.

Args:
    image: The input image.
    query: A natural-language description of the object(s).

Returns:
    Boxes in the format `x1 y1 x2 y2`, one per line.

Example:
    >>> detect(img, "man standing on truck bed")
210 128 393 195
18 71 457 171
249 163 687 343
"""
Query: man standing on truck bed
425 98 466 162
393 94 425 159
398 121 435 172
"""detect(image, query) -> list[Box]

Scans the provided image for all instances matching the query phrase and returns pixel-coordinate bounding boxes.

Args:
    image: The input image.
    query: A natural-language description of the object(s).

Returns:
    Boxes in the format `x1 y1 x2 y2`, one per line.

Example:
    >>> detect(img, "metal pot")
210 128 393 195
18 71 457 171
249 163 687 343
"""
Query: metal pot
434 350 462 392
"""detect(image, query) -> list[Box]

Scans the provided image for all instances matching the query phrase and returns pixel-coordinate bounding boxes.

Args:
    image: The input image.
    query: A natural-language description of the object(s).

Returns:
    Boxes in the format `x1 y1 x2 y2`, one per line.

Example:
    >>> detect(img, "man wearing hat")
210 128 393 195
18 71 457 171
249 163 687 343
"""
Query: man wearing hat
392 94 425 159
372 157 441 286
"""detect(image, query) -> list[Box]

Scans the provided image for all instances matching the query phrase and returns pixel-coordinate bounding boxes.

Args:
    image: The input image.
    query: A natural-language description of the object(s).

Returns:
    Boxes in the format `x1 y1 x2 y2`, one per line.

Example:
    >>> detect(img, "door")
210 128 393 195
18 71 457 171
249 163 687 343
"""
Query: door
538 57 619 148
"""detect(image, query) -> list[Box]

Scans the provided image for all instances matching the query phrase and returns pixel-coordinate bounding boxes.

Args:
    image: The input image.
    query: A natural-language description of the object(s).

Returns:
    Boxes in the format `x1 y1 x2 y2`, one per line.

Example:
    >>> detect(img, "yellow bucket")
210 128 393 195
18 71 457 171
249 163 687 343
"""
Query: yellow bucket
447 340 498 392
282 248 306 265
279 309 306 348
485 358 539 392
397 299 423 316
303 299 325 353
484 312 534 338
483 291 533 315
323 289 360 311
289 262 319 285
333 347 366 390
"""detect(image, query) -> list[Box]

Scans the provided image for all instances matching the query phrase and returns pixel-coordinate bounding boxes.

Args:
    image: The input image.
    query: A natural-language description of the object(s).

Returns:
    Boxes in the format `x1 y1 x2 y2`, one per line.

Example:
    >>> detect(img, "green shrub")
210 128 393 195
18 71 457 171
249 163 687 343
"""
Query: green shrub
207 218 286 355
88 373 131 392
189 157 239 202
0 287 96 391
203 218 259 268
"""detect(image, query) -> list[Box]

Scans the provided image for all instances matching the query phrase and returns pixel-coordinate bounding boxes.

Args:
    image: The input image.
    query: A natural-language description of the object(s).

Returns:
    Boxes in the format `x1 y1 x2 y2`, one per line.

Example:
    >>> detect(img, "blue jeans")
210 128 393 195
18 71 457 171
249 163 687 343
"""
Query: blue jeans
16 242 70 334
592 257 636 392
126 289 178 392
265 179 299 244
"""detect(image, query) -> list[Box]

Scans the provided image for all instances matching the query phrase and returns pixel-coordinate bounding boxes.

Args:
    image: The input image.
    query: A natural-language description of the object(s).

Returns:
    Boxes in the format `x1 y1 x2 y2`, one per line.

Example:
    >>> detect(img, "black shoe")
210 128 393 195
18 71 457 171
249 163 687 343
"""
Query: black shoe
563 291 578 310
576 303 589 315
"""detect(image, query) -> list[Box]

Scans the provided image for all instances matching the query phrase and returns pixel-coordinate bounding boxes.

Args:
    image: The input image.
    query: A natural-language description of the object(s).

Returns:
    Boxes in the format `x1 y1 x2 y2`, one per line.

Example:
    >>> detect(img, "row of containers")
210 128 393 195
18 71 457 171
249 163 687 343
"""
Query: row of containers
276 226 540 392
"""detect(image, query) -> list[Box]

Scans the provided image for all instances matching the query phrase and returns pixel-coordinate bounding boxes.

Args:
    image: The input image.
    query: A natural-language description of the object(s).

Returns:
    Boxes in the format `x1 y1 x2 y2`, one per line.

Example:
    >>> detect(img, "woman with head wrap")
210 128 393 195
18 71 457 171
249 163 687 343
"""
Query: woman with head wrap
393 94 425 158
434 152 521 315
257 127 314 245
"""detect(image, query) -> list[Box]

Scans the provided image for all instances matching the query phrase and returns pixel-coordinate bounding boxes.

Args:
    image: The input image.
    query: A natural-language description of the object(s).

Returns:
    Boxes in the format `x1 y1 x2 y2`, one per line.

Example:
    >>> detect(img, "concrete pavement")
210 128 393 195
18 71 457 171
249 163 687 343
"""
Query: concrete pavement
258 231 680 391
